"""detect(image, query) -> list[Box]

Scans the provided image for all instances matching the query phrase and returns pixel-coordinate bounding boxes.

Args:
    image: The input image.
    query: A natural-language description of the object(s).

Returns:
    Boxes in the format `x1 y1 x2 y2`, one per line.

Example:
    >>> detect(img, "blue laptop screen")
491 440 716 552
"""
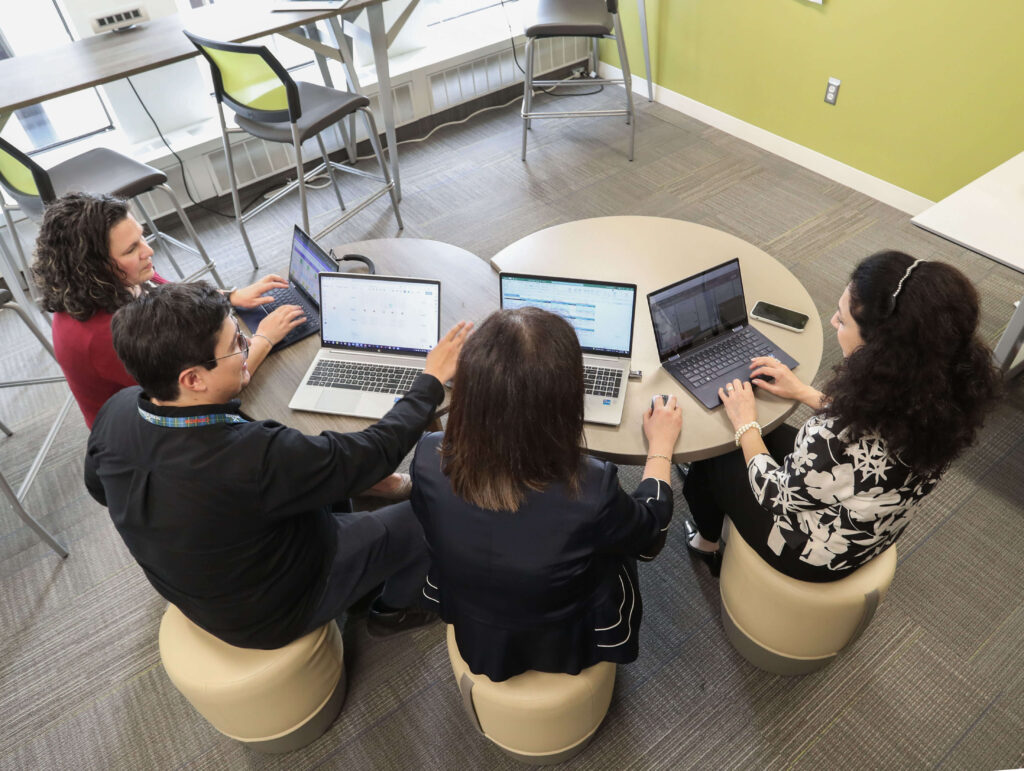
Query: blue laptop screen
289 227 338 305
500 274 637 357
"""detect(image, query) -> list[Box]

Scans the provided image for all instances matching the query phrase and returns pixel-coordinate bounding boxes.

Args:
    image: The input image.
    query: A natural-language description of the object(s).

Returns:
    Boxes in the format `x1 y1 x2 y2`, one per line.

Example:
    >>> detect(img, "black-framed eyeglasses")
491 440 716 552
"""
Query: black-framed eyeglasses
201 320 249 366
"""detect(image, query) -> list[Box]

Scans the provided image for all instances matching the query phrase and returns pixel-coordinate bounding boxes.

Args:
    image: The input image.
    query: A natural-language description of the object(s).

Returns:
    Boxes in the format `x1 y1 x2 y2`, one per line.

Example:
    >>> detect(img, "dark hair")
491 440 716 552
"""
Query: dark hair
821 250 1001 476
441 307 585 511
32 192 135 321
111 282 229 401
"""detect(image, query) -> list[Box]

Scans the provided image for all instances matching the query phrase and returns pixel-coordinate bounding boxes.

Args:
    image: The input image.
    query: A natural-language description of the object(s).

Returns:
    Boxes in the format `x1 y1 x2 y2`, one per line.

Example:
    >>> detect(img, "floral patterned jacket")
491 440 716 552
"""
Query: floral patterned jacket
747 414 938 573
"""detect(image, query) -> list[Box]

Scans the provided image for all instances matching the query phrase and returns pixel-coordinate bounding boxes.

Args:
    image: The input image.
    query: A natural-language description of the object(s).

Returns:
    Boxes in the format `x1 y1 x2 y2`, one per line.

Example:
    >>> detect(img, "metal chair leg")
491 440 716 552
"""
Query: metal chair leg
291 123 310 235
217 106 259 270
135 199 185 279
2 299 54 358
0 418 11 436
360 108 403 230
522 37 536 161
155 184 225 288
317 133 346 214
1 203 42 303
0 469 69 558
612 13 636 161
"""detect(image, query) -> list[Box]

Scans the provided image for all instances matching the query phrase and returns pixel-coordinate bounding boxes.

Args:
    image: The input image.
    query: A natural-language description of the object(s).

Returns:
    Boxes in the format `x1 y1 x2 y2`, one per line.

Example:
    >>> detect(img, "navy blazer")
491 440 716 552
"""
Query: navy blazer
410 432 673 681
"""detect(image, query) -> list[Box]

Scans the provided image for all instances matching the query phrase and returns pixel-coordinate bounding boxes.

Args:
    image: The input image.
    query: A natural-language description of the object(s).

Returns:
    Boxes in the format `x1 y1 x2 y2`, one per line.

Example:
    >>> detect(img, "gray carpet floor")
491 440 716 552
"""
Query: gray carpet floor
2 85 1023 770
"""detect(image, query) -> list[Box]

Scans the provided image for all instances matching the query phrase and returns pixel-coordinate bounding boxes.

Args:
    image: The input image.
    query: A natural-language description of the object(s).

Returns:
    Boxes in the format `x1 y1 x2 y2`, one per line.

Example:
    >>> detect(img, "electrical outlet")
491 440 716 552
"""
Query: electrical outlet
824 77 841 105
90 6 149 34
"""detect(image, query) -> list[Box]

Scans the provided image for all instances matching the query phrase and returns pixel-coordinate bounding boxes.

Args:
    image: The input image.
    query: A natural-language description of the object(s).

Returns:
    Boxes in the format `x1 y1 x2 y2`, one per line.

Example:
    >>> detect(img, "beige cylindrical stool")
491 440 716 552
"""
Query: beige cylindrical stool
446 625 615 765
158 604 346 753
719 519 897 676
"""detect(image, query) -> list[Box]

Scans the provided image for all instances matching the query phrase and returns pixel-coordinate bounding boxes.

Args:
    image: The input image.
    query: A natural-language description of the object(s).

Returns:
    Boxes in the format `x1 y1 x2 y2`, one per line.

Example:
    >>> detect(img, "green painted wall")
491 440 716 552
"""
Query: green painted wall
605 0 1024 201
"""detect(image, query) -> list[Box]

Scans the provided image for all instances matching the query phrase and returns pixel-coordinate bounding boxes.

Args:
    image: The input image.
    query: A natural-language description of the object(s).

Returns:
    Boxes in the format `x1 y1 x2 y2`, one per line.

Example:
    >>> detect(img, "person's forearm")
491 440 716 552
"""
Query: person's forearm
738 426 769 464
799 385 826 409
243 334 274 375
642 442 675 484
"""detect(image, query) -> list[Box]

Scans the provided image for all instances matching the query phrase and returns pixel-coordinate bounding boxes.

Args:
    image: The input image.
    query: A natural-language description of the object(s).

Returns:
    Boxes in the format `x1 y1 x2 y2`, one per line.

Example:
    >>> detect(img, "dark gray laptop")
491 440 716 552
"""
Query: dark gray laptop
647 258 798 409
235 225 338 351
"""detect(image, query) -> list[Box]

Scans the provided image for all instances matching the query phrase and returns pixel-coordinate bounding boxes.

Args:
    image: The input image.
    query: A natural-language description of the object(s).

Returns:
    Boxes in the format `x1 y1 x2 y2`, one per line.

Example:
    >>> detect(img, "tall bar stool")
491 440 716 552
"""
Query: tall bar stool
521 0 635 161
0 283 71 558
0 137 223 290
184 32 403 269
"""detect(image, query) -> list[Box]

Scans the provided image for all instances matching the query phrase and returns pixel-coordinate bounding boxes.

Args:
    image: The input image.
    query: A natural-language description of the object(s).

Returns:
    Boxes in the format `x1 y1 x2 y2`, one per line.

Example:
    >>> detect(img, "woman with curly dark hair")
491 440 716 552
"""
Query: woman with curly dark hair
681 250 1001 579
33 192 304 427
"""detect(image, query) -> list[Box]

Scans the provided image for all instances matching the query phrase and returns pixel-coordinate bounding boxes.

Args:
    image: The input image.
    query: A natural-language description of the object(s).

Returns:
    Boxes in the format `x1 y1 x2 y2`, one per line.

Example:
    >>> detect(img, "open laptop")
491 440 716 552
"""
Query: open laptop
289 273 441 419
500 272 637 426
647 258 799 410
235 225 338 351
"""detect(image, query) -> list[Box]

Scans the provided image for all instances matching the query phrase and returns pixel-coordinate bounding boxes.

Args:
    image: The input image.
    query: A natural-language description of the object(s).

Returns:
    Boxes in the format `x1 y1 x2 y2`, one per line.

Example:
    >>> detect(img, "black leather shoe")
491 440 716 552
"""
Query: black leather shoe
366 602 438 639
683 520 722 577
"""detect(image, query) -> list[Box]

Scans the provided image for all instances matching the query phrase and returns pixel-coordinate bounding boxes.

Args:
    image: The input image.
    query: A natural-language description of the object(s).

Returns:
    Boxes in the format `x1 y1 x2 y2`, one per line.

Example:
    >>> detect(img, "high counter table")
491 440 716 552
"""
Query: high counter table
490 216 825 465
238 237 496 435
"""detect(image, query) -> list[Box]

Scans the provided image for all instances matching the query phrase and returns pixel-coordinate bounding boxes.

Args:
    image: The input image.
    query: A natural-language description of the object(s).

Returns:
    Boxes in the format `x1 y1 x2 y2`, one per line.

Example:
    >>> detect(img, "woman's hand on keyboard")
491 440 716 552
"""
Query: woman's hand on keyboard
255 304 307 345
230 274 289 309
423 321 473 385
749 356 823 407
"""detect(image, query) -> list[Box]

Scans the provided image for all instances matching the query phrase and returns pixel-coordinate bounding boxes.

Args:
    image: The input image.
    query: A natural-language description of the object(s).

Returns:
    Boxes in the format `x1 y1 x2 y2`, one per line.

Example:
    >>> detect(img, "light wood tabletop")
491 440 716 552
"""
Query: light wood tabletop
238 237 496 436
490 216 825 464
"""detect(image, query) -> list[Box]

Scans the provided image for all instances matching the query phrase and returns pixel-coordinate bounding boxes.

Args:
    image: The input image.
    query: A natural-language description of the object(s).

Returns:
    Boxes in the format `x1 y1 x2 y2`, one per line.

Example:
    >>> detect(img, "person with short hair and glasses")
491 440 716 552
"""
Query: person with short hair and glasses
85 282 473 647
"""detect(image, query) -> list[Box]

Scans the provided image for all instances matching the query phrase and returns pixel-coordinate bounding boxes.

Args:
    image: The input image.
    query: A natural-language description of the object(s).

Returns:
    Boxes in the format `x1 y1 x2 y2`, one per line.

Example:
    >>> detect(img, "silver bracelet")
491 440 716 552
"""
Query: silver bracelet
734 421 762 447
646 453 672 462
252 333 273 347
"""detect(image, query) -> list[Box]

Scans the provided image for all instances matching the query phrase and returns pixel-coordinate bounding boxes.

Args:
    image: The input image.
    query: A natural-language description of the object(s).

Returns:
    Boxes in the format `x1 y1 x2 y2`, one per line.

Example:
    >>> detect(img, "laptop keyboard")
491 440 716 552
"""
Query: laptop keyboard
306 360 422 394
677 328 774 385
262 287 319 345
584 366 622 398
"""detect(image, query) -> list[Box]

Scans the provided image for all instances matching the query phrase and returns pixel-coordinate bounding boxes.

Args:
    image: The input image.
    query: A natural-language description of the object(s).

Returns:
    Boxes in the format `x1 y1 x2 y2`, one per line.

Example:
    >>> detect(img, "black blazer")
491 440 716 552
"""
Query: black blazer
410 432 673 682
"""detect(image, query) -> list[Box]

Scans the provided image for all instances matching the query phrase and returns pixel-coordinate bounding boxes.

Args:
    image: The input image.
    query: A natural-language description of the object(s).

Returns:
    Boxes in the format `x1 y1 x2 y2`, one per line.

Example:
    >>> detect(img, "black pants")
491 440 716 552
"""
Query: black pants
301 501 431 634
683 424 846 583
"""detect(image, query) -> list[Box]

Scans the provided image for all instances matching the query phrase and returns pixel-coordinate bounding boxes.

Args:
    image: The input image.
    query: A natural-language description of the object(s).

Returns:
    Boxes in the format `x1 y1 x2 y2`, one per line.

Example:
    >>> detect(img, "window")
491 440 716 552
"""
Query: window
0 0 114 153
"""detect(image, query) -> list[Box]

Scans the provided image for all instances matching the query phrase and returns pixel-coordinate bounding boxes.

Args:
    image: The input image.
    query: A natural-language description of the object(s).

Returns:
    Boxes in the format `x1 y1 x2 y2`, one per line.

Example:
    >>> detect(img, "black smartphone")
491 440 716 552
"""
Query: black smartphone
750 301 809 332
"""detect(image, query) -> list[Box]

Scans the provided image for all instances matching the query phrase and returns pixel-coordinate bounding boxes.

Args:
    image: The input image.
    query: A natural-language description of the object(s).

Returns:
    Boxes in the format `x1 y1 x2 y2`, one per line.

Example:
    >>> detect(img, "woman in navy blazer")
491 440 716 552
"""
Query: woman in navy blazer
410 307 682 682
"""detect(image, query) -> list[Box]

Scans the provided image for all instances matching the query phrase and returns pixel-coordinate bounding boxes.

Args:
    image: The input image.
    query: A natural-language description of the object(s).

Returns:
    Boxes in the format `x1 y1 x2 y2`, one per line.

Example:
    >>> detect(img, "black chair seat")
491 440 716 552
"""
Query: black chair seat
525 0 613 38
47 148 167 200
235 82 370 144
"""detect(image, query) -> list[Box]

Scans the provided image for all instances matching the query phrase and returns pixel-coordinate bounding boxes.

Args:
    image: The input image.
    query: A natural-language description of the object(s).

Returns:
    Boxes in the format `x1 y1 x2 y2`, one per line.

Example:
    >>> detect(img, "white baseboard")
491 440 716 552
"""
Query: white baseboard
600 63 933 216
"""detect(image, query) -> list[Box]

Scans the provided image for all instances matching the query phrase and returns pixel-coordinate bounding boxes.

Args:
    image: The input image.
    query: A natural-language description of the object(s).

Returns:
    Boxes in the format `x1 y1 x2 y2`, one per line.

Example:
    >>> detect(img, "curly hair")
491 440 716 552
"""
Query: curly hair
32 192 136 321
821 250 1001 477
442 307 585 511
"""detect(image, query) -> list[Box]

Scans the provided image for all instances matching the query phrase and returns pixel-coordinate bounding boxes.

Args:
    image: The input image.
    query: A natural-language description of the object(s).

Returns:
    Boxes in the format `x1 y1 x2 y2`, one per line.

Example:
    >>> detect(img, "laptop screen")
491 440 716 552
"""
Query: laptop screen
289 226 338 306
647 259 748 360
499 273 637 357
318 273 441 355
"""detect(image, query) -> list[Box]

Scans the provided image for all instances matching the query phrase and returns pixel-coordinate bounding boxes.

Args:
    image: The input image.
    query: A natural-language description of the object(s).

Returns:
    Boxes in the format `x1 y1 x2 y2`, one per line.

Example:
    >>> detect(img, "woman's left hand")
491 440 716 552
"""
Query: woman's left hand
229 275 289 309
719 378 758 430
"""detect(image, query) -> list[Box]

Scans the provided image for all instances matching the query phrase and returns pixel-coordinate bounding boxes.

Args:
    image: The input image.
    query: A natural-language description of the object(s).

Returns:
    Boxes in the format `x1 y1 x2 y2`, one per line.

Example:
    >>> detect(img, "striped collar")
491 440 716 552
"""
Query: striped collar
137 404 248 429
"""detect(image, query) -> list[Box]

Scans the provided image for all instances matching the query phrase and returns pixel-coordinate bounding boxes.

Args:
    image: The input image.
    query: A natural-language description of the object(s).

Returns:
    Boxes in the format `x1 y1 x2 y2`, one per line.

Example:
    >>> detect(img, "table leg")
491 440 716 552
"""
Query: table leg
993 297 1024 379
637 0 653 102
367 3 400 200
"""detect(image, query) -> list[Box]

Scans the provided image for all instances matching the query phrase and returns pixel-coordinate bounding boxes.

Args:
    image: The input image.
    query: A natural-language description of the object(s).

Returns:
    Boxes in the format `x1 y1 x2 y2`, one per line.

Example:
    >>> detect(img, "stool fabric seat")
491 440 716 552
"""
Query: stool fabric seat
719 518 898 675
159 604 345 753
525 0 614 37
446 624 614 765
235 82 370 144
46 148 168 204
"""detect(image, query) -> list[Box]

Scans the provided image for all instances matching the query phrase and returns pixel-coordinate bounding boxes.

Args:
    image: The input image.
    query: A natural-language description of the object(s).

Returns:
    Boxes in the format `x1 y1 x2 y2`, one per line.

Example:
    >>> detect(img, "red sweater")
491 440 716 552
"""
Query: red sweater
53 277 168 428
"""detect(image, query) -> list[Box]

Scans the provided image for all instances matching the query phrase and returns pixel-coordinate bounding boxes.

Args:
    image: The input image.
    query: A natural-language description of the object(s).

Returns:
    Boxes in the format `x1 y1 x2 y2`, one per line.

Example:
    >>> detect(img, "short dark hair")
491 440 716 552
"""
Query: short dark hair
822 250 1001 476
111 282 230 401
32 192 135 321
441 307 585 511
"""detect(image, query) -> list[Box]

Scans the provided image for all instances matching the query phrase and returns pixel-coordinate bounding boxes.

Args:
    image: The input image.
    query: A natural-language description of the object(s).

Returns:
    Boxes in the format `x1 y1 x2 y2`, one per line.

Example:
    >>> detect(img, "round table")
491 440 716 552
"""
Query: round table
239 238 497 435
490 216 824 464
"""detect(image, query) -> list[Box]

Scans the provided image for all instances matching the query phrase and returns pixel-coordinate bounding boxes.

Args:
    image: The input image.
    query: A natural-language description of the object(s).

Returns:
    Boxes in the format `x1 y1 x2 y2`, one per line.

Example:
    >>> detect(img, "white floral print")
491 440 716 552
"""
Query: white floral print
748 414 938 573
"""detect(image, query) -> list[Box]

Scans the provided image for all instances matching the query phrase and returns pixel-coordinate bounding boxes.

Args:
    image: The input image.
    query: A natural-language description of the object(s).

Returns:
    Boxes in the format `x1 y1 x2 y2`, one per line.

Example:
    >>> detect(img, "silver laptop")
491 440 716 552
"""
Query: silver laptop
647 258 798 410
500 272 637 426
289 273 441 419
235 225 338 352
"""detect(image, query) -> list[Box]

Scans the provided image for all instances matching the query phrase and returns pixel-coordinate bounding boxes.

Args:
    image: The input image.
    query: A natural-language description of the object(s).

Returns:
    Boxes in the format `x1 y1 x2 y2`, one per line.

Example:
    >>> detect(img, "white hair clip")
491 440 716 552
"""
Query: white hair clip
891 259 925 303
